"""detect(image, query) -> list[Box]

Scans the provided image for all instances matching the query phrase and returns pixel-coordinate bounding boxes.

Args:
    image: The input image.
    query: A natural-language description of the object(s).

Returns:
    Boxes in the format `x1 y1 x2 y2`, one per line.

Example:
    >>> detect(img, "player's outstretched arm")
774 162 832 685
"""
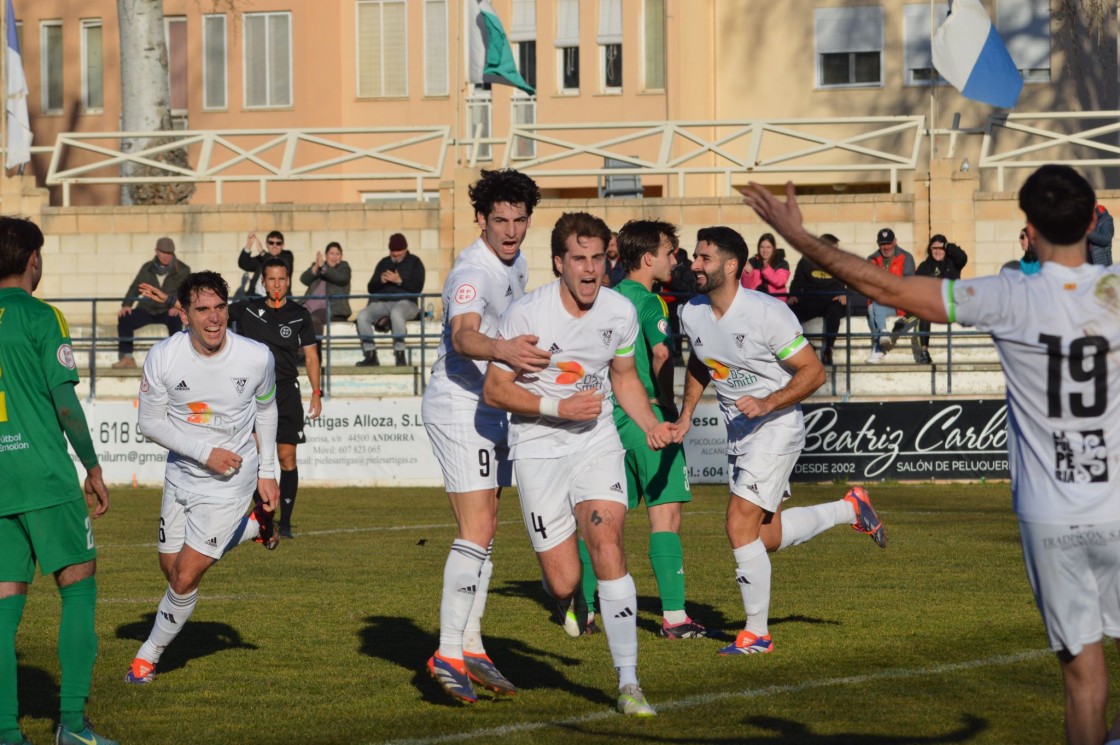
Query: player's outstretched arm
742 181 949 323
610 356 675 449
675 353 711 439
451 313 550 372
734 344 824 419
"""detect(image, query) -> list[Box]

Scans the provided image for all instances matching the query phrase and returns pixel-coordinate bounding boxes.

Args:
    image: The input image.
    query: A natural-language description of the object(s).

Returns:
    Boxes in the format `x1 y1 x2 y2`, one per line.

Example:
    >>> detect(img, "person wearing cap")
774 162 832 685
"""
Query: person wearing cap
864 228 914 364
112 237 192 369
355 233 426 367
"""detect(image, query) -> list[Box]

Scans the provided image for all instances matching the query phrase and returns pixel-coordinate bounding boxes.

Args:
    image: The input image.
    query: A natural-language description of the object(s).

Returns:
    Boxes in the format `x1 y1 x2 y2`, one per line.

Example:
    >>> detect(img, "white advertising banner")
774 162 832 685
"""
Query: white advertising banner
71 398 733 487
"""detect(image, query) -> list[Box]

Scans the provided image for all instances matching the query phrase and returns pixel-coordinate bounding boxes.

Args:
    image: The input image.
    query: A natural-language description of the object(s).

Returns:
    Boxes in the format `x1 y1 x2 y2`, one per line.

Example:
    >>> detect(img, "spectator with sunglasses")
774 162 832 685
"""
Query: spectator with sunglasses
239 231 295 298
1002 228 1041 276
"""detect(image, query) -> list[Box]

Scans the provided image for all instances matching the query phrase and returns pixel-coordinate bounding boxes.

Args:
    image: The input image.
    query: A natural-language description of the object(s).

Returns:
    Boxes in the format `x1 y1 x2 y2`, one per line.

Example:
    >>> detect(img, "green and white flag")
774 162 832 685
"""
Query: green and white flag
469 0 534 95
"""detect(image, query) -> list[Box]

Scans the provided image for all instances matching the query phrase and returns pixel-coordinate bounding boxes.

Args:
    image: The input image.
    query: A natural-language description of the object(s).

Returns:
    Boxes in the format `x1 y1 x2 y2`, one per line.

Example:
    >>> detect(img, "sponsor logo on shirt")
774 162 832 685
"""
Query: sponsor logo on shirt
454 284 478 304
609 481 623 493
548 343 562 354
1053 429 1109 484
505 285 513 297
693 336 703 346
57 343 76 370
556 360 584 385
174 380 191 391
705 358 730 380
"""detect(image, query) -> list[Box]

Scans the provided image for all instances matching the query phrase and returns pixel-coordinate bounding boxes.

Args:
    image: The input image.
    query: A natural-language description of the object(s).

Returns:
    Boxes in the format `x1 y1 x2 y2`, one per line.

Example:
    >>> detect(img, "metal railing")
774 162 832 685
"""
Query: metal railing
976 111 1120 190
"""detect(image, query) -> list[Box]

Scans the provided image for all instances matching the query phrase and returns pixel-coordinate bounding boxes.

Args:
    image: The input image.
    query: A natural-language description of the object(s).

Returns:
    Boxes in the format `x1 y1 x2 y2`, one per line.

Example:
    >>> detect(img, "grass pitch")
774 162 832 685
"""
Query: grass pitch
12 483 1112 744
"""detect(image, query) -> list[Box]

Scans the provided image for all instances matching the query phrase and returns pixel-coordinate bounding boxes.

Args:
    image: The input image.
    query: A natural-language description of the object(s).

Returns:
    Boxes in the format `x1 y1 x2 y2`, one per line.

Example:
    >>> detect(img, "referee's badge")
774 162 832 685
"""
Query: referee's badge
280 326 292 338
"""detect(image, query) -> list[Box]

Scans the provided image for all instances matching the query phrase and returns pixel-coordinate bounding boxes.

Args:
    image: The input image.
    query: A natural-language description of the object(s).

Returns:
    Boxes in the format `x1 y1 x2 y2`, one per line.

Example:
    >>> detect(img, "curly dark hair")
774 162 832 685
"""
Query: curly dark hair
469 169 542 218
177 271 230 310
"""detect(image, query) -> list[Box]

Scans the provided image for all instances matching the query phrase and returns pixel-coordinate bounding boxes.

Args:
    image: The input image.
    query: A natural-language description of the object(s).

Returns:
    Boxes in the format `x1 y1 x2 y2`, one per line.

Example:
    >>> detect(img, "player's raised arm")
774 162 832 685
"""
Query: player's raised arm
742 182 948 323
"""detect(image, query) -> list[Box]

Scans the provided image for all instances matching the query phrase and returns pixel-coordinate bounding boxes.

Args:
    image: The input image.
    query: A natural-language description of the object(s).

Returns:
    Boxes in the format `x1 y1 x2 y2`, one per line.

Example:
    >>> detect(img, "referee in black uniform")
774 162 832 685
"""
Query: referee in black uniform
230 256 322 539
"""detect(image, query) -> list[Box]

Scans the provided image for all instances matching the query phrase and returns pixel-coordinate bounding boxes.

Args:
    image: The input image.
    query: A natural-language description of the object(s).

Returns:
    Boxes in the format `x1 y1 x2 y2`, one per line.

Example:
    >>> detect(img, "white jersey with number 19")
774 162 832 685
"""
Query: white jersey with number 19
946 263 1120 524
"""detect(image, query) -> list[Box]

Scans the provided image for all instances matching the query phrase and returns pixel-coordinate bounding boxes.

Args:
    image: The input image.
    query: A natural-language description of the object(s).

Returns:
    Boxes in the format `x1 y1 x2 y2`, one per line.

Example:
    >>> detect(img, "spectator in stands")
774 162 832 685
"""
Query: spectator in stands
1002 227 1040 275
355 233 426 367
910 235 968 364
603 232 626 288
740 233 790 298
300 241 352 354
1087 203 1113 265
238 231 294 297
787 233 848 366
112 237 191 369
865 227 914 364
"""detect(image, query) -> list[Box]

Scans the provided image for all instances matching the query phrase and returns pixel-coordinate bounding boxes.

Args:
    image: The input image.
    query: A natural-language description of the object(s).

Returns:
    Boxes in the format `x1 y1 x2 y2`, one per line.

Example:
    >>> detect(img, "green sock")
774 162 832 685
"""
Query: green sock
577 539 597 613
0 594 27 743
649 531 687 613
58 576 97 732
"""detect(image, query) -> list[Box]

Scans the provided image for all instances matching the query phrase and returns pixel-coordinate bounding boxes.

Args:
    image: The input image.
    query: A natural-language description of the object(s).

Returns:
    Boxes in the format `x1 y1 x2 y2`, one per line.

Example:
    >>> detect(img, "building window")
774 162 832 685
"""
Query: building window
424 0 448 96
814 6 883 88
511 96 536 159
80 20 103 112
244 12 292 108
203 15 227 110
555 0 579 93
466 88 492 162
598 0 622 92
165 17 187 114
41 21 63 114
357 0 407 98
903 3 949 86
642 0 665 91
510 0 536 90
997 0 1050 82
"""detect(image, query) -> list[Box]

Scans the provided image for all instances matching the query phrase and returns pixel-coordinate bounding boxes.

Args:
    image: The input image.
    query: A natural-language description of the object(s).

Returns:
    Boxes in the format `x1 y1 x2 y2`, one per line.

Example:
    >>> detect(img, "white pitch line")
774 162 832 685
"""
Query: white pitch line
376 649 1050 745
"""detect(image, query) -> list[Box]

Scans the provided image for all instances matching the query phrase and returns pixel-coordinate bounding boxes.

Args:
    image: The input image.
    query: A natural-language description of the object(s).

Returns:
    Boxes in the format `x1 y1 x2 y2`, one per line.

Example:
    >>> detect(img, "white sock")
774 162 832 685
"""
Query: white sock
778 500 853 550
437 539 486 660
598 574 639 673
220 513 261 556
136 586 198 664
663 609 688 625
733 539 771 637
463 543 494 655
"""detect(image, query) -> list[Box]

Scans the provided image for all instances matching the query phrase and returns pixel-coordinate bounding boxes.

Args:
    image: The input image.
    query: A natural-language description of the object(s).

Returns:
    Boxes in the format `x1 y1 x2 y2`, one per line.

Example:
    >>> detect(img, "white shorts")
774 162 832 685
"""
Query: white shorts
159 482 253 560
424 417 512 493
514 448 627 552
728 450 800 513
1019 519 1120 656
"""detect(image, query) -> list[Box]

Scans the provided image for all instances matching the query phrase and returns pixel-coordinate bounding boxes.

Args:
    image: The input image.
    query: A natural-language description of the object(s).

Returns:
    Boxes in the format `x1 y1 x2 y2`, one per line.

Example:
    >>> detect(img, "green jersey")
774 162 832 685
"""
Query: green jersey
0 287 83 517
611 279 671 409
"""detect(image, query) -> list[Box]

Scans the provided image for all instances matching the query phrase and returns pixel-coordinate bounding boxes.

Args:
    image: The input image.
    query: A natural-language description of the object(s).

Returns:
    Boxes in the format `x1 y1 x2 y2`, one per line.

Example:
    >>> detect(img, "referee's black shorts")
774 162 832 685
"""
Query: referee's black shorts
275 379 306 445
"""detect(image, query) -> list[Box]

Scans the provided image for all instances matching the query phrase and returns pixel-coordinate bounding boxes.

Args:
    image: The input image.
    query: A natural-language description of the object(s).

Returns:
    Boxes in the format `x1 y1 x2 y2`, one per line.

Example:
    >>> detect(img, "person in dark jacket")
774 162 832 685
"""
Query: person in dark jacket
909 234 968 364
1087 204 1113 266
354 233 426 367
112 237 191 368
299 241 352 353
787 233 848 365
238 231 294 297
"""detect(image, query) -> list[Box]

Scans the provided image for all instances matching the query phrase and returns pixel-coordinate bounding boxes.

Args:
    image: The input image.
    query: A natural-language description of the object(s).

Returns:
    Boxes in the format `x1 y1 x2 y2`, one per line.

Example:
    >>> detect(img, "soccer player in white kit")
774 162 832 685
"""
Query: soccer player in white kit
743 166 1120 745
484 212 678 717
125 271 280 684
676 226 887 656
420 169 552 703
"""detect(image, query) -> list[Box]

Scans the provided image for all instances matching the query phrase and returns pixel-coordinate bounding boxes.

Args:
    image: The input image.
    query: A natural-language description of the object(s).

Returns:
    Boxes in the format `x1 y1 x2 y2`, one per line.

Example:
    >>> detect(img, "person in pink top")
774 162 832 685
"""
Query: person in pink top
739 233 790 298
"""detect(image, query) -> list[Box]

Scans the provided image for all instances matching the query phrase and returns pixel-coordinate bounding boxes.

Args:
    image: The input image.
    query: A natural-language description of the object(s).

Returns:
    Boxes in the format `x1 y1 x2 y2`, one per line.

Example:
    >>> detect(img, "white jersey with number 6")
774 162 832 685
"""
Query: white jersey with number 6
494 282 637 459
679 287 810 456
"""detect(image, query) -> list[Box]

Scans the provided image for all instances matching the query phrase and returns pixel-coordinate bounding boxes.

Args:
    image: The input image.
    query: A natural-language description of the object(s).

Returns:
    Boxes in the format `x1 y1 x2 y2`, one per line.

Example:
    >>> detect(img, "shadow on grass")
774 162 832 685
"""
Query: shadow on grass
16 662 58 721
358 615 613 709
116 612 258 674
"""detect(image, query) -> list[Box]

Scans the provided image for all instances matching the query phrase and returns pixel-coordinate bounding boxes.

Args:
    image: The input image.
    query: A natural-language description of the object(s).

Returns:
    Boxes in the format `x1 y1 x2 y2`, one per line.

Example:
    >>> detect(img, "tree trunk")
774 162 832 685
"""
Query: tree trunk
117 0 194 204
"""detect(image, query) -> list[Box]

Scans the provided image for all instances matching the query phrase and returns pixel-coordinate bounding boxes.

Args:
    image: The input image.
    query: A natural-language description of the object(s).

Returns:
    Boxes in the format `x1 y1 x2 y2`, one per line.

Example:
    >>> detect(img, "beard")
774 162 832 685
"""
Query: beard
696 269 724 295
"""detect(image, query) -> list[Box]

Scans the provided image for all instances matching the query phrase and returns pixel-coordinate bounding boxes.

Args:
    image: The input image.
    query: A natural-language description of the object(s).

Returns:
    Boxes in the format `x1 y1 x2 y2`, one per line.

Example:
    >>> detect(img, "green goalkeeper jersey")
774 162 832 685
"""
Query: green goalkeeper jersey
611 279 671 413
0 287 83 517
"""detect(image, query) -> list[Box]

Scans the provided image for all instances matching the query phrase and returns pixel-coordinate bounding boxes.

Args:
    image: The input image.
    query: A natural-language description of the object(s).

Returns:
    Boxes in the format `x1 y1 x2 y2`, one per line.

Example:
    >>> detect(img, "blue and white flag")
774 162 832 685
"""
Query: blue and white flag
5 0 31 169
931 0 1023 109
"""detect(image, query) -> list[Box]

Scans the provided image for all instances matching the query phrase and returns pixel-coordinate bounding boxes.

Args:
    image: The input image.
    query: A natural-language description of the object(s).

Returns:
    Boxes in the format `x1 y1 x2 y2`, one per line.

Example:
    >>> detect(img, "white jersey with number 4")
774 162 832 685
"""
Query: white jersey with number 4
139 331 276 499
494 282 637 459
946 263 1120 525
422 238 529 425
679 288 810 455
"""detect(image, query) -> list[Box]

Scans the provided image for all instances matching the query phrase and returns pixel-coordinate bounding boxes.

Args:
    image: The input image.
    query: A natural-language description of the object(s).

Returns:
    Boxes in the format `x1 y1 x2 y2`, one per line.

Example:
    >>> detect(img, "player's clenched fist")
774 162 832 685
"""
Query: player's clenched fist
205 447 242 477
735 395 773 419
558 389 603 420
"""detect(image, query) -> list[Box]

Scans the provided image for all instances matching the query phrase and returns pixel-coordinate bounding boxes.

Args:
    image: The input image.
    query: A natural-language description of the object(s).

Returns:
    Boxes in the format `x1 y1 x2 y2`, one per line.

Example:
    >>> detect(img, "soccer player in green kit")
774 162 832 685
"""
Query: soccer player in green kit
568 219 707 638
0 217 117 745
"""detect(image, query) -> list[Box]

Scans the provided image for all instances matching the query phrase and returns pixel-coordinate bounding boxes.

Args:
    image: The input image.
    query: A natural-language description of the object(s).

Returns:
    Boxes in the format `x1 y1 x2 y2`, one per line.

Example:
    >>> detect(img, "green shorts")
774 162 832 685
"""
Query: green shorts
615 405 691 510
0 497 96 582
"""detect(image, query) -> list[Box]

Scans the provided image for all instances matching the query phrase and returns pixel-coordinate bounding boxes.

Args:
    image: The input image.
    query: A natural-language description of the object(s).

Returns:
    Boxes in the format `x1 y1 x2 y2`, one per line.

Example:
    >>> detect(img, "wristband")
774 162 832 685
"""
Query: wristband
312 390 322 396
539 397 561 418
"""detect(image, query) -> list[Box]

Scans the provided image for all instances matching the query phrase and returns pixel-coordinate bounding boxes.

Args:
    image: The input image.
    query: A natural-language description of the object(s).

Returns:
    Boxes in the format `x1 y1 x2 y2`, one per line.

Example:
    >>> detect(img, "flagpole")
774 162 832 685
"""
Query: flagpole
1 0 8 178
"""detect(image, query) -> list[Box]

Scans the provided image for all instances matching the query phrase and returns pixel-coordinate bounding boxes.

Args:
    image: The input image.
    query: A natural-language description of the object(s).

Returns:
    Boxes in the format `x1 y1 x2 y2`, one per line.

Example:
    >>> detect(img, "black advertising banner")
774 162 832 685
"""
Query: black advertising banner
792 400 1010 482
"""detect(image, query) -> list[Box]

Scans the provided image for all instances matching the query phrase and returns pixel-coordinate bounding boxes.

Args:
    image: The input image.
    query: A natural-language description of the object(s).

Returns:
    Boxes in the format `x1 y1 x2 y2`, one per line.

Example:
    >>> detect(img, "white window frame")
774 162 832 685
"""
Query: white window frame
641 0 665 92
80 19 103 113
598 0 622 93
164 16 188 116
511 94 536 160
423 0 448 97
242 11 294 109
555 0 580 94
510 0 537 92
813 6 884 89
466 89 493 162
903 3 949 87
996 0 1051 83
356 0 409 99
40 20 63 114
202 14 228 111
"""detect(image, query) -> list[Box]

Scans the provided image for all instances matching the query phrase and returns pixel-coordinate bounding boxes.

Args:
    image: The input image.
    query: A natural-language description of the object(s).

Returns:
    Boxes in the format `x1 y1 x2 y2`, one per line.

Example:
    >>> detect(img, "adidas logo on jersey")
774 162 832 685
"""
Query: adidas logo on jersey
205 536 218 547
693 336 703 346
505 285 513 297
614 607 634 619
457 585 477 594
548 343 562 354
609 482 623 493
174 380 190 391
